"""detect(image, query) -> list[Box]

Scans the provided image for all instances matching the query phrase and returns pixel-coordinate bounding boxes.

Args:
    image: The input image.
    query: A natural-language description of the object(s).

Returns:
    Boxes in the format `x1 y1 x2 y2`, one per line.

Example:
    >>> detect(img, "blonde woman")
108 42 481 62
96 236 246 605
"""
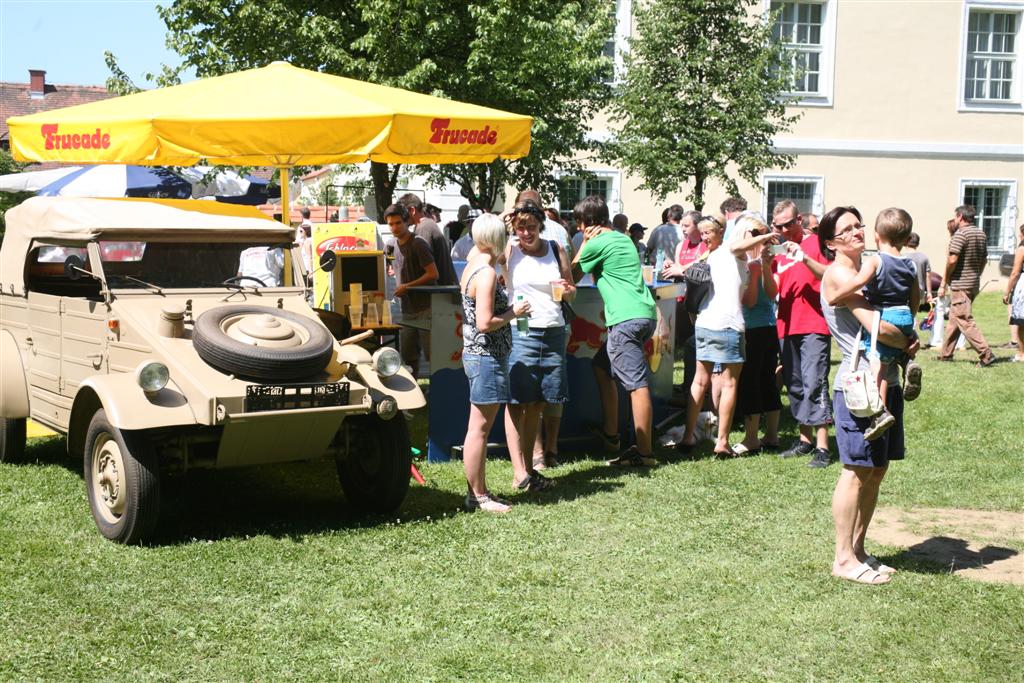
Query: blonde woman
459 214 531 513
676 215 777 458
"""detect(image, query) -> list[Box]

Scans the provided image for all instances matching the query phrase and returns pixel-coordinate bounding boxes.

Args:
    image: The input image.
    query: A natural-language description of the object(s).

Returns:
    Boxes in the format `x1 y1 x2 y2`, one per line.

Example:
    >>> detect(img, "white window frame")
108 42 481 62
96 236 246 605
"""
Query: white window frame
602 0 632 85
765 0 837 107
958 1 1024 113
762 174 825 218
554 169 623 216
959 177 1019 254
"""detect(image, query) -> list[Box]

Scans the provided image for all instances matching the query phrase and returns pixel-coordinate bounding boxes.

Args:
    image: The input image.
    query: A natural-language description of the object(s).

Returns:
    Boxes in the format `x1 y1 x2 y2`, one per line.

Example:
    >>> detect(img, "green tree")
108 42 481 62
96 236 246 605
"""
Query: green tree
0 150 32 241
604 0 798 211
112 0 612 214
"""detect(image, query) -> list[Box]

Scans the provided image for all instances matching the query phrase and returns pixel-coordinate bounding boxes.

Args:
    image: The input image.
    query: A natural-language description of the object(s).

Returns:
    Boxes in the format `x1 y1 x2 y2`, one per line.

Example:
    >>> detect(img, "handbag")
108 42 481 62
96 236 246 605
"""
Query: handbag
841 311 884 418
683 256 713 315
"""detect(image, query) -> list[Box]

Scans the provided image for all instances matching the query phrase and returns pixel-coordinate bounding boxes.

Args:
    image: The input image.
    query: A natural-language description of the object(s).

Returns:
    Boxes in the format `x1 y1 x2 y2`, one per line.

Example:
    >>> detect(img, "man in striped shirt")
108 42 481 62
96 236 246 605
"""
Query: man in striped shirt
938 204 995 367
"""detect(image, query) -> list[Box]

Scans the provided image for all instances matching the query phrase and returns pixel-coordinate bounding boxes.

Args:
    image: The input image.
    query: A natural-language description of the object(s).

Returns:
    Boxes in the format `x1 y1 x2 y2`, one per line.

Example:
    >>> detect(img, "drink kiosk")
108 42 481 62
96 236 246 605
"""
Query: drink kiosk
312 222 397 334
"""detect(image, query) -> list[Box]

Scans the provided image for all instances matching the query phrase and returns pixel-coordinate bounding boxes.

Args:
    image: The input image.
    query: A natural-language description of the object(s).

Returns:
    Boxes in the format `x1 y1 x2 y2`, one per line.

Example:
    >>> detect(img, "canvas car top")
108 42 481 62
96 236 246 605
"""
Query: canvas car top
2 196 292 294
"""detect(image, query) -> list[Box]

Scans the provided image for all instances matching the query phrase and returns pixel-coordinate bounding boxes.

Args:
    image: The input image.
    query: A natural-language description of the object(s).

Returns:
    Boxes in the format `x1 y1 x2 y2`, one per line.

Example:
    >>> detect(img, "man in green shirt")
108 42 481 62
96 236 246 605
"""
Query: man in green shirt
572 195 658 466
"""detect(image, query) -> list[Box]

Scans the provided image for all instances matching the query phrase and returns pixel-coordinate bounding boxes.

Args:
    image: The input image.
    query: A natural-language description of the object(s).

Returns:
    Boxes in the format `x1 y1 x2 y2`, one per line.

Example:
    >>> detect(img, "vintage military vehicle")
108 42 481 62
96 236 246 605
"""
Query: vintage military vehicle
0 197 424 543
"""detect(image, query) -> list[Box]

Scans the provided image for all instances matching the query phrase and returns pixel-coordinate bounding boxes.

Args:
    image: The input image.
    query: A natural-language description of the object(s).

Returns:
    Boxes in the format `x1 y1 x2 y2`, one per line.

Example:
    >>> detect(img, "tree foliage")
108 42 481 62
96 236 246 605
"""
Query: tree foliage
0 150 32 240
117 0 614 213
604 0 799 210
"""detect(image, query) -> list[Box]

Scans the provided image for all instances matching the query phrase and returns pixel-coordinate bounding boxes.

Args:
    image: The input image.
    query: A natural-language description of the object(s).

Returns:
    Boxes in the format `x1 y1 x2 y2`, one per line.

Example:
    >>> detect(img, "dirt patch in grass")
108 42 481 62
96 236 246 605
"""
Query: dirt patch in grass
873 507 1023 585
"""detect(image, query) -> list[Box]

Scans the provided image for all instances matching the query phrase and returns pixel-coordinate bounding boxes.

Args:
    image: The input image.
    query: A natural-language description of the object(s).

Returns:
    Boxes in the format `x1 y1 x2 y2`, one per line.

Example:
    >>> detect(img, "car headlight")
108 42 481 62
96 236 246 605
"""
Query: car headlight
371 348 402 377
135 361 169 393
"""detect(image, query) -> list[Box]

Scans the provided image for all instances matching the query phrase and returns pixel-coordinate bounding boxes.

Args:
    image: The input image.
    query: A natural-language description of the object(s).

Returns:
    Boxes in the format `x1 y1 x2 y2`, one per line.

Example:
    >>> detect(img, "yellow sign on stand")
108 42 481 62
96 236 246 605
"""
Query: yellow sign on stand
311 222 383 311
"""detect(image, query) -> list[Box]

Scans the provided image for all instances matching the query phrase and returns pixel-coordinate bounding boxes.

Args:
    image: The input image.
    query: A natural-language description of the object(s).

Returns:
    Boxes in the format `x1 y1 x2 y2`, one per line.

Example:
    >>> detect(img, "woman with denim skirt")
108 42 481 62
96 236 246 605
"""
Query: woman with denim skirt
677 214 779 458
459 214 531 513
502 200 575 492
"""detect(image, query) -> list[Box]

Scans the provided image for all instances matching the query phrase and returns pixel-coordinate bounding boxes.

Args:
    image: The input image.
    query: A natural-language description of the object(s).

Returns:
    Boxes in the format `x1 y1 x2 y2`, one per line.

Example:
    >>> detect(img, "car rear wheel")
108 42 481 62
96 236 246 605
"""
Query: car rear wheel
0 417 26 463
84 410 160 544
335 414 412 513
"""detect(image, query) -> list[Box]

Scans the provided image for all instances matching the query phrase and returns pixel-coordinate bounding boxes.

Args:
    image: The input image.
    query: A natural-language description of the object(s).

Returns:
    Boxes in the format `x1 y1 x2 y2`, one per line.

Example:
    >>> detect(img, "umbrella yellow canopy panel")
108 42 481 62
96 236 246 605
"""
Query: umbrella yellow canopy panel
7 61 532 167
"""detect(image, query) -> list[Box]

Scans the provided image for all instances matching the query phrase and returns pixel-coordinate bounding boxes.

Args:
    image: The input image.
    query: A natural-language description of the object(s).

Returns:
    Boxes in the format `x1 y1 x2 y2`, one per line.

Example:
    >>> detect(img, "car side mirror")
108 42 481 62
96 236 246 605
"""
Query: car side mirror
318 250 337 273
64 254 88 281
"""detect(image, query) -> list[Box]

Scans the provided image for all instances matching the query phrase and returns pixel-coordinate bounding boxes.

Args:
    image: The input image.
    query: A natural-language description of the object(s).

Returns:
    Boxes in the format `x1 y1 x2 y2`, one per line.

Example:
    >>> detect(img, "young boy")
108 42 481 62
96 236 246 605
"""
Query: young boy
833 207 923 440
571 195 658 466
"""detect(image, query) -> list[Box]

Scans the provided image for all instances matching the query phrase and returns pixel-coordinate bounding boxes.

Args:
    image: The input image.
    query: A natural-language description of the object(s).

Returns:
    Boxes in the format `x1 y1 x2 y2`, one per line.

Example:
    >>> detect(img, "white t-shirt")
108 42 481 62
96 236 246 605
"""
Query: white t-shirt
450 233 475 260
507 242 564 328
237 247 284 287
543 218 572 257
695 245 749 332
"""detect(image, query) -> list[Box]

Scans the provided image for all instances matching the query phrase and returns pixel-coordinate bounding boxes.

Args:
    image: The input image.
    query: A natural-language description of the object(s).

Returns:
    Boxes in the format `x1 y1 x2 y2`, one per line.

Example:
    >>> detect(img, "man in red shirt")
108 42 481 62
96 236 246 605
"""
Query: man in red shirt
771 200 833 468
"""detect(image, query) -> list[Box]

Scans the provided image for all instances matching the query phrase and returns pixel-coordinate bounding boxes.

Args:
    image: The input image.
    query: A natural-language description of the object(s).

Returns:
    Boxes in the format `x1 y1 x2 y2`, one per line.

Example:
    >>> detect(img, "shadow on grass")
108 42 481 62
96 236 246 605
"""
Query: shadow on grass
884 536 1019 574
22 436 76 471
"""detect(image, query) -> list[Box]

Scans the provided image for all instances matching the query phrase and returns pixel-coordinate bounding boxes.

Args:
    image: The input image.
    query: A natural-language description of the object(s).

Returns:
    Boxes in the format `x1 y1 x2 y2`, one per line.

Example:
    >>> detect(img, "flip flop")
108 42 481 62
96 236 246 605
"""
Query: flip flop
713 447 740 460
834 561 891 585
731 443 760 456
865 555 897 575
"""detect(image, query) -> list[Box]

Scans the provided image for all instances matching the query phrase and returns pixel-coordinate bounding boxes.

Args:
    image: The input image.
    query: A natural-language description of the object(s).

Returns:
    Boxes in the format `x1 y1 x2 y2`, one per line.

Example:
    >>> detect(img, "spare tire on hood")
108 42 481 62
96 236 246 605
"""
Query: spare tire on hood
193 305 334 381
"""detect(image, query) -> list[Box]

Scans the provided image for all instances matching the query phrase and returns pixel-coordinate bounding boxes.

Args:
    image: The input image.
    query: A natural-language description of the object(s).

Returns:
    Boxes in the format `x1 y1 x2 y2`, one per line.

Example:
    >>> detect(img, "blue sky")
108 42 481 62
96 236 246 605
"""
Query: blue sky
0 0 195 87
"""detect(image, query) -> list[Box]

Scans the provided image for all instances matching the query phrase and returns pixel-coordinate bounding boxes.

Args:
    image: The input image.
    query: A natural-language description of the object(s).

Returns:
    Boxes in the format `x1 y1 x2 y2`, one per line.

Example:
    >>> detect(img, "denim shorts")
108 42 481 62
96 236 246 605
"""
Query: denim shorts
462 352 510 405
599 317 655 391
695 326 745 364
509 326 568 404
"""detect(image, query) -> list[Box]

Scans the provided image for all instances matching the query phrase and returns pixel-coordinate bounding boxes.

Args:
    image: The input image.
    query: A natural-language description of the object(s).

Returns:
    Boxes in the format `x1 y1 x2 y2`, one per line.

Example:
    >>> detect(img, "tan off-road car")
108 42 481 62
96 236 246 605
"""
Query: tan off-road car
0 197 424 543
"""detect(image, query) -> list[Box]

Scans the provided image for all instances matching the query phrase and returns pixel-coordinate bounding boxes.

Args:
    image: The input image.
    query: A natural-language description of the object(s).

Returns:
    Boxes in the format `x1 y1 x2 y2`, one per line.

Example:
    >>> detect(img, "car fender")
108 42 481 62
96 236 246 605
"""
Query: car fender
352 364 425 411
76 374 198 431
0 330 30 418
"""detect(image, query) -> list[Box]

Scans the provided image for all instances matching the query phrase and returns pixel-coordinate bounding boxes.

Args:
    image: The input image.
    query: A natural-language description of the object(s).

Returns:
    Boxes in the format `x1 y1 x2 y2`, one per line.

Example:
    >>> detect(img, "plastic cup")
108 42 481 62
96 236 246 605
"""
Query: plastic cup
349 305 363 327
551 281 565 302
642 265 654 285
366 303 379 326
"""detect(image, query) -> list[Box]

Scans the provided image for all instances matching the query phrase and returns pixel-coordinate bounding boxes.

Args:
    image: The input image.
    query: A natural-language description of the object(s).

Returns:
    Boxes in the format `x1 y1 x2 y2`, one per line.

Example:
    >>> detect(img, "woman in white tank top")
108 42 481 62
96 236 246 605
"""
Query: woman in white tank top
502 201 576 490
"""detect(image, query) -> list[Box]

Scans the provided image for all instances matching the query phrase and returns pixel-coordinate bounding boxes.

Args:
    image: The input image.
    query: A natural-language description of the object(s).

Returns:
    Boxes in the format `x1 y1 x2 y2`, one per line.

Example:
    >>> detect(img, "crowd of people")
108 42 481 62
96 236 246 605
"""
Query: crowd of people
385 189 1015 584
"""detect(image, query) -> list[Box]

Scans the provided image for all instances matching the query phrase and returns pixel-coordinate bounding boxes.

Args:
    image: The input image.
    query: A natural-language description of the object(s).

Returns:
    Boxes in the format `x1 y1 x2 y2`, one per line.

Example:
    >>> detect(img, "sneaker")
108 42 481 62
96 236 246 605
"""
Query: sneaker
779 440 814 459
607 445 657 468
589 425 621 452
463 491 512 513
903 361 923 401
806 447 833 468
864 410 896 441
977 354 996 368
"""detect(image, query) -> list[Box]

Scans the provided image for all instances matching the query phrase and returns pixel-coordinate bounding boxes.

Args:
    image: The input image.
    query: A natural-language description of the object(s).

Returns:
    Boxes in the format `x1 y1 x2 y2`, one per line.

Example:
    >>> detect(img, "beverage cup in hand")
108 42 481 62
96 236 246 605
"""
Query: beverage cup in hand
551 280 565 302
642 265 655 285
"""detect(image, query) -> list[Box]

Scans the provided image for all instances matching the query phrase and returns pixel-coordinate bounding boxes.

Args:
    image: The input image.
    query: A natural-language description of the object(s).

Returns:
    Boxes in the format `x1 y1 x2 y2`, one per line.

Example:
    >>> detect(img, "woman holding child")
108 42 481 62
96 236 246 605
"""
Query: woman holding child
818 206 918 585
459 214 531 513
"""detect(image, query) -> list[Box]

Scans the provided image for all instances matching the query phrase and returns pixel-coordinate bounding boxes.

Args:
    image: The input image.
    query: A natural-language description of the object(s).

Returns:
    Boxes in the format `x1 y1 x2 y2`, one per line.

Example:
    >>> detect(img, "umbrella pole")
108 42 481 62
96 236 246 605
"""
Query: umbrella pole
279 167 290 225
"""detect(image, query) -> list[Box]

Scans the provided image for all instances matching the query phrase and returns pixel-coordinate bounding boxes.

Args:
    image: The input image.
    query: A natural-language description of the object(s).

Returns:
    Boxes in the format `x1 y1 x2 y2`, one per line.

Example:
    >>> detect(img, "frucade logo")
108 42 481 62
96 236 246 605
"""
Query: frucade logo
429 118 498 145
40 124 111 151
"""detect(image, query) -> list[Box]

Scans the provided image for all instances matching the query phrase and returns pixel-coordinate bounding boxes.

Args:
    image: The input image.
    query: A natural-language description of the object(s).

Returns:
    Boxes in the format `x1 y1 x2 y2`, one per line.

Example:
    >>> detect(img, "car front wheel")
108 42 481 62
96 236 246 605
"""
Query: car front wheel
335 414 412 513
84 410 160 544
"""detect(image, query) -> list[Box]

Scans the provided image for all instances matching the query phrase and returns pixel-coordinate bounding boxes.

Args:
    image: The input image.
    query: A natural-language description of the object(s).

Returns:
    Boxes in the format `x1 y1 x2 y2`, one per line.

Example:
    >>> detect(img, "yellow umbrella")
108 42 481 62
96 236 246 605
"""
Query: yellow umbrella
7 61 532 219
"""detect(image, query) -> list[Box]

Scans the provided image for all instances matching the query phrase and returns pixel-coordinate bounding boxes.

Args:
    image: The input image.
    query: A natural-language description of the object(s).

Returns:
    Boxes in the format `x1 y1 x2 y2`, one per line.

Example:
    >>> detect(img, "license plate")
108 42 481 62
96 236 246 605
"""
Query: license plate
245 382 350 412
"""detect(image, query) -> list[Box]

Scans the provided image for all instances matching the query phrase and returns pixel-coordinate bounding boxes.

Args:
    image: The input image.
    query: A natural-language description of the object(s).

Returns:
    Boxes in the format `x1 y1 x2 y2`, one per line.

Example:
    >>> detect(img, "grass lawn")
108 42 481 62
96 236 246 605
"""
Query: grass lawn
1 293 1021 681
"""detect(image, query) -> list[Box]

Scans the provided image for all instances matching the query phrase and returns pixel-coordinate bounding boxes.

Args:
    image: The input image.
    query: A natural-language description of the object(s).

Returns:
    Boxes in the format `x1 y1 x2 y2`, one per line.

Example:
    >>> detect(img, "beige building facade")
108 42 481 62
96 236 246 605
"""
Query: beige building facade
558 0 1024 279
